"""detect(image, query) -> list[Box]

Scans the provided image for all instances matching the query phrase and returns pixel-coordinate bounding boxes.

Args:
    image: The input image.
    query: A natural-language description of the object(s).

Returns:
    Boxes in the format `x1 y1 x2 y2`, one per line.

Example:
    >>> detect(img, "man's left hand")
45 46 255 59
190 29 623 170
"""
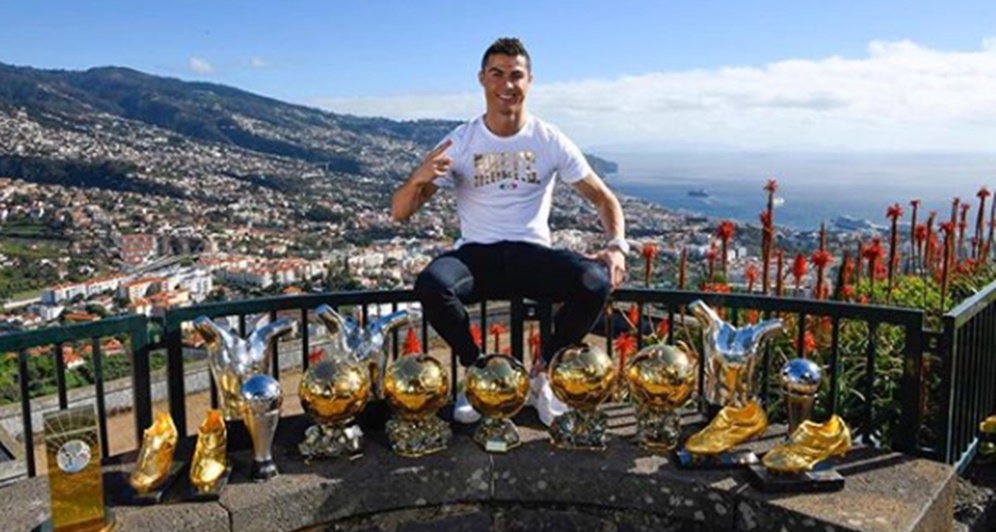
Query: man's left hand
598 248 627 289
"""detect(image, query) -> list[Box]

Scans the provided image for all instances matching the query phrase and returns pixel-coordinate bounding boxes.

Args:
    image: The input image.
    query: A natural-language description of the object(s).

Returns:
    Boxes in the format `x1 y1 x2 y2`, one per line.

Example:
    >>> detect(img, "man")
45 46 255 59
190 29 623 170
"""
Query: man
391 37 628 426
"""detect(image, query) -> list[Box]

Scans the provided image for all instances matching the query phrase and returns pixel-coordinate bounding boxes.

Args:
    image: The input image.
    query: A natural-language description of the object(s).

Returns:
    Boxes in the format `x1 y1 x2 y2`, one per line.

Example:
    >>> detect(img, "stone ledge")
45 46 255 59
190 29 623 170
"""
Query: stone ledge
2 406 954 531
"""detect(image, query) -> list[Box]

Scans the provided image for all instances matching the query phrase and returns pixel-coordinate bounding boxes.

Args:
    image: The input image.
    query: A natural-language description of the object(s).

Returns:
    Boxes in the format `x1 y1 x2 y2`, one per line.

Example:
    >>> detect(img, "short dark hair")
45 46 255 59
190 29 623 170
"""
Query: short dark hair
481 37 531 72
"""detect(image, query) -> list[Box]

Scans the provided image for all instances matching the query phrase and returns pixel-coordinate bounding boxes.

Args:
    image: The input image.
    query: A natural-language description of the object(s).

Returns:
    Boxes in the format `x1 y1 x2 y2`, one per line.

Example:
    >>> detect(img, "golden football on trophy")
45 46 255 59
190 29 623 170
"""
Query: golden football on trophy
625 343 697 452
548 343 617 410
298 357 372 459
547 343 618 451
382 353 452 456
465 354 530 452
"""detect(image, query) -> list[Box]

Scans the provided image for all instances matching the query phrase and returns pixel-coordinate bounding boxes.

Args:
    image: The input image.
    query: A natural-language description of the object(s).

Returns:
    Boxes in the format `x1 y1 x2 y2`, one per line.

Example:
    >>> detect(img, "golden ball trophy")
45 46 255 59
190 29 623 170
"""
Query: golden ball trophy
547 343 618 451
624 343 697 453
677 300 783 468
465 354 530 453
382 353 452 457
750 358 851 492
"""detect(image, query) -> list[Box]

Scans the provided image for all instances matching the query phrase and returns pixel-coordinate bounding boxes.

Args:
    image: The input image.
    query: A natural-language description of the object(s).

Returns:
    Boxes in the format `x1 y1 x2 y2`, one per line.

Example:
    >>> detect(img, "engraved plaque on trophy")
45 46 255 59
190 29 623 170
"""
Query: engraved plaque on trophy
42 405 114 531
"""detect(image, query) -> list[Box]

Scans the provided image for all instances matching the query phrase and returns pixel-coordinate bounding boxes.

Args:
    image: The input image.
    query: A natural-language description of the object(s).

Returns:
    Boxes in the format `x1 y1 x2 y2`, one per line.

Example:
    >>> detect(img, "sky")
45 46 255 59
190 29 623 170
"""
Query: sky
2 1 996 152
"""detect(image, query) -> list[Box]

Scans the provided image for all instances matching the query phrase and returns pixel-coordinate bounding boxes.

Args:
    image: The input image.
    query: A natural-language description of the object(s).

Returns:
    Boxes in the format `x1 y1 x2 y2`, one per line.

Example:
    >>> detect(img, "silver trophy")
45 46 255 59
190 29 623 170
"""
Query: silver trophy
689 300 784 409
193 315 294 420
241 374 282 482
780 358 822 436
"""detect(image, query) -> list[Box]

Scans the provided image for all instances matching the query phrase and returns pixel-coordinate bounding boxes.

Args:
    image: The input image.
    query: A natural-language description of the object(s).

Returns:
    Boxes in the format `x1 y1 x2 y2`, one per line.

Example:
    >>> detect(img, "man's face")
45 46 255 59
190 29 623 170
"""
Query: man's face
479 53 532 116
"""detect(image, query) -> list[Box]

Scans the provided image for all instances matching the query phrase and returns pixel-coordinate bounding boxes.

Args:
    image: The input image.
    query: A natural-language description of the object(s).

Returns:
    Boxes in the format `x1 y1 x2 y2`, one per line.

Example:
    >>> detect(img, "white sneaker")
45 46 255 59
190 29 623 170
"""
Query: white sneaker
453 391 482 424
531 372 569 427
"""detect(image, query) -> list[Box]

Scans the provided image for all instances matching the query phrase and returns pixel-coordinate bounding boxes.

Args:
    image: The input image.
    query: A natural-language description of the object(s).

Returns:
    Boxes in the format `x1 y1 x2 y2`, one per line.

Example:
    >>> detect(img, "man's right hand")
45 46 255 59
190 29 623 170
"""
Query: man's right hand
411 139 453 185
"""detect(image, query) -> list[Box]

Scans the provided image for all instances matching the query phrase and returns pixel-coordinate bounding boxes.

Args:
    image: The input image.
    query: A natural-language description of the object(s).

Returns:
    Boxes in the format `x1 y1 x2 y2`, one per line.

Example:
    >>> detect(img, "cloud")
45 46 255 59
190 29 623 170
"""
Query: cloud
188 56 215 74
311 38 996 152
248 57 268 69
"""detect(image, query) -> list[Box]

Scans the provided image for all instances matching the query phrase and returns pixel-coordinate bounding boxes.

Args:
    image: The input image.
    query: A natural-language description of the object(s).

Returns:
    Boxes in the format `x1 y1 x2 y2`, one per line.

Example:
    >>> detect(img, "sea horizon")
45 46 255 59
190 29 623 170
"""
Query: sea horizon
600 150 996 231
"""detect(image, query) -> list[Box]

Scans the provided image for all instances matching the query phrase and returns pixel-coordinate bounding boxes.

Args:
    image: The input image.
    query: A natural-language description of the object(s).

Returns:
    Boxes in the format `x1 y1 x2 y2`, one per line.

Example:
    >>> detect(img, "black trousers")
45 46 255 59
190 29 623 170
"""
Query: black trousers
414 241 611 366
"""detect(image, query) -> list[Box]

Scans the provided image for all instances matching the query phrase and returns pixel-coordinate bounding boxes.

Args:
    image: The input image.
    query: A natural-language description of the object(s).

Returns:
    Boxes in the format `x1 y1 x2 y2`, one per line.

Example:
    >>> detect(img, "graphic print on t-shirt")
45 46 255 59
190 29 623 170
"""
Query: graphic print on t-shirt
472 151 539 190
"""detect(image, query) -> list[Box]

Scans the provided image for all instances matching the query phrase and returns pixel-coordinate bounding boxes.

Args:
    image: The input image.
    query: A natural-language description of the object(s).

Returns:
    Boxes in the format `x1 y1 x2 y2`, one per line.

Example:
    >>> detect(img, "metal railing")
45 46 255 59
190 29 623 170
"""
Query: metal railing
2 284 995 477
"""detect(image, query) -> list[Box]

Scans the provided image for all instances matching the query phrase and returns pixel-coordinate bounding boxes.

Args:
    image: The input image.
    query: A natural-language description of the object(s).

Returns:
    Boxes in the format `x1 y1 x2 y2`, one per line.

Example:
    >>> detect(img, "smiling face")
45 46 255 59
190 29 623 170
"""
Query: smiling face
479 53 532 118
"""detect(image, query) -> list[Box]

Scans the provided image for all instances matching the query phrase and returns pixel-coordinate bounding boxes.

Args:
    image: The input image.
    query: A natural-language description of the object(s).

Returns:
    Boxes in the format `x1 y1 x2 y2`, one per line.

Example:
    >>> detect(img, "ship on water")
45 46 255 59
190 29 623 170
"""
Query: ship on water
688 188 710 198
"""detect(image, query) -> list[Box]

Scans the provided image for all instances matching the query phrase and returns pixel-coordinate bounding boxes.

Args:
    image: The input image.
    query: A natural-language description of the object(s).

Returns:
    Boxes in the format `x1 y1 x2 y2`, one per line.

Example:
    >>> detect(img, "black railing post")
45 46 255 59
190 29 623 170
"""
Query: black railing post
53 342 68 410
17 350 35 478
130 319 153 449
91 337 109 460
510 296 524 362
896 312 925 455
301 307 310 370
164 314 187 437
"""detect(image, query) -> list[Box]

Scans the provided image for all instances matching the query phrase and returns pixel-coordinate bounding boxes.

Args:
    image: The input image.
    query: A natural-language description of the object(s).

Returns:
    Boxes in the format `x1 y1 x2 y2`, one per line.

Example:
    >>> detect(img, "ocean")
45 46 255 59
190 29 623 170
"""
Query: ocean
600 151 996 231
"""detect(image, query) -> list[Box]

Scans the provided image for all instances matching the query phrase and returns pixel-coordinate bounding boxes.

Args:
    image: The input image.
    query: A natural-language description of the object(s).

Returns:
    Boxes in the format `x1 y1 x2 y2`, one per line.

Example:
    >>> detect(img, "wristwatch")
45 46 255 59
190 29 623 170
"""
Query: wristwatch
607 237 631 255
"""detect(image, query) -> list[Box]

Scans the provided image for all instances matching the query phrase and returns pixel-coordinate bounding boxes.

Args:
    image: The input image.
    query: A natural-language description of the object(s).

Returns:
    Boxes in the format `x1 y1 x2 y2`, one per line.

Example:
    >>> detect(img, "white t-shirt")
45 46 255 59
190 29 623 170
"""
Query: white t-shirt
435 114 593 248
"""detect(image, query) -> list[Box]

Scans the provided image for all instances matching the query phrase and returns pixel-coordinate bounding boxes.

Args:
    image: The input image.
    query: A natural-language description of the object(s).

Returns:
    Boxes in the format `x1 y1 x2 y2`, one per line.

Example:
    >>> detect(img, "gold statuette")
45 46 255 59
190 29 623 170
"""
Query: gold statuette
130 411 179 494
190 410 228 494
625 343 697 452
465 354 530 452
762 414 852 474
548 343 618 451
684 399 768 456
383 353 452 457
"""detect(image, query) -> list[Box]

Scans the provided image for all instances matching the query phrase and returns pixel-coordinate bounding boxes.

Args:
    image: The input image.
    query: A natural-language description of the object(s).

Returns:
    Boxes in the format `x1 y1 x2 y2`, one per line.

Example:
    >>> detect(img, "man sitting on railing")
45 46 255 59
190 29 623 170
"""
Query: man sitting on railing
391 37 628 426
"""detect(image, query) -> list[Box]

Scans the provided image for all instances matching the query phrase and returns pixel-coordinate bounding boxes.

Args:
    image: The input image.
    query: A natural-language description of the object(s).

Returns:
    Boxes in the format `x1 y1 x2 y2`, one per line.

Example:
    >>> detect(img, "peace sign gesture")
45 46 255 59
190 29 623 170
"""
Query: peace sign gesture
411 139 453 185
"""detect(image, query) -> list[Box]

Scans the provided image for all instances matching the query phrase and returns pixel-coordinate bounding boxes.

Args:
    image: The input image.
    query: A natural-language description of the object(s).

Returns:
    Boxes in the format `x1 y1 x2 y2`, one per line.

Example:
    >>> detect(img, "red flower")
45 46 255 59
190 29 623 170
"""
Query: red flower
613 332 638 366
744 263 760 292
764 179 779 194
979 187 991 200
469 324 483 348
841 285 854 300
914 224 927 244
810 250 833 269
700 282 732 293
791 253 807 289
641 242 659 261
655 319 670 340
402 328 422 355
939 221 956 236
528 332 542 365
886 203 904 221
802 331 816 356
716 220 735 242
626 304 640 331
862 238 884 261
489 323 507 352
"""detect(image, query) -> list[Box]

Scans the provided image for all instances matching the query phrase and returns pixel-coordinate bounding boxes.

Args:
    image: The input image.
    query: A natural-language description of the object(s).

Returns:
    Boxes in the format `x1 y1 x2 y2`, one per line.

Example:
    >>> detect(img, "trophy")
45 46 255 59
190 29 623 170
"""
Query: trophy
688 300 784 410
188 409 230 500
749 358 851 492
241 374 282 481
980 416 996 463
193 315 294 421
42 405 115 531
383 353 452 457
298 305 415 459
678 300 783 467
751 414 852 492
780 358 822 436
624 343 697 453
125 411 182 504
547 343 618 451
465 354 530 452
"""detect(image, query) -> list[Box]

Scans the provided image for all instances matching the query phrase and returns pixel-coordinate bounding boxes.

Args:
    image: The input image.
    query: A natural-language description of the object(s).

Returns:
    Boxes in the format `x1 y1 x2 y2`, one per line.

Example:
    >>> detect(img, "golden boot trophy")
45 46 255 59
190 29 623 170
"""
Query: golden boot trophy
127 411 181 503
678 300 782 467
548 343 618 451
624 343 697 453
383 352 452 457
465 354 530 452
188 409 230 499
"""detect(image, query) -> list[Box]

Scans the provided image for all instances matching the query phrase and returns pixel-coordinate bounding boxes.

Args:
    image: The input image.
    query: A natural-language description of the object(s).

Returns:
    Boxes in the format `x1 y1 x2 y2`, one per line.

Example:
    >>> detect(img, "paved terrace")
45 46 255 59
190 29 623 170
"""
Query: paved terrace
5 405 953 532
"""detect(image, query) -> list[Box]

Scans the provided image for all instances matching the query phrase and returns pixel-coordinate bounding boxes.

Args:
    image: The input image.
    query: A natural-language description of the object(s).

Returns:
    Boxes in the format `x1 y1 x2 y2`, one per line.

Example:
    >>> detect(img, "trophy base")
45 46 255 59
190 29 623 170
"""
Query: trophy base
386 416 452 458
473 417 521 453
186 465 232 502
35 508 116 532
747 462 845 493
675 449 759 469
549 410 609 452
117 461 185 505
298 423 364 460
635 407 681 454
250 459 278 482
